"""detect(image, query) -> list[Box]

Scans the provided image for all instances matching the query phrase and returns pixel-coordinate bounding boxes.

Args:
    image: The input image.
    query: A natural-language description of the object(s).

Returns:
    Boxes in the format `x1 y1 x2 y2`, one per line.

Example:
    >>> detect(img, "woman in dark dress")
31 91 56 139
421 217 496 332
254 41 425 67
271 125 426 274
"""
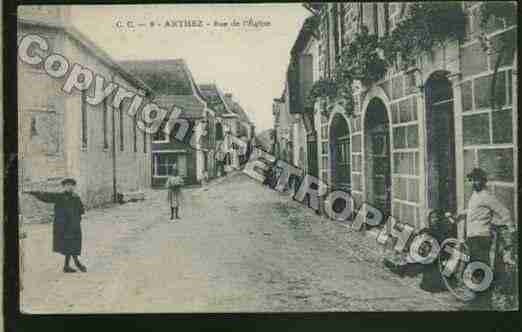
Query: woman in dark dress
418 209 457 292
26 178 86 273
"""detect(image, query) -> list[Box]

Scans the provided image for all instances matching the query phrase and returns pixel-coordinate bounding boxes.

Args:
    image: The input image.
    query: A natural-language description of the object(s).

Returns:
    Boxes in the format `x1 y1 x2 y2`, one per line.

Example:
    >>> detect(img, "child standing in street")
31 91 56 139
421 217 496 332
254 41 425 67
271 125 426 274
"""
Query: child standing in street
166 164 184 221
25 178 87 273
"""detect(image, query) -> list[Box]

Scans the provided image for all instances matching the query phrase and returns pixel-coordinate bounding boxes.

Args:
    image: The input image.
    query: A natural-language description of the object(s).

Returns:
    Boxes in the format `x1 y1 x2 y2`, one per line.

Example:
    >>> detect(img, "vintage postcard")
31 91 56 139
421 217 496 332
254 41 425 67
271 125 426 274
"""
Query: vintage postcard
15 3 518 313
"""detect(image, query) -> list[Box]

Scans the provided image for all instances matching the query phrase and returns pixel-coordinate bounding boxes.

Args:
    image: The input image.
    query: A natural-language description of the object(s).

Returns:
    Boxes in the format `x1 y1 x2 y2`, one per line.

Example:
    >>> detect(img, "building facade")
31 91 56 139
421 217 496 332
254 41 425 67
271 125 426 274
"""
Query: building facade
121 59 212 187
199 83 238 177
282 2 518 230
272 88 294 165
18 7 153 223
222 93 255 169
273 15 320 173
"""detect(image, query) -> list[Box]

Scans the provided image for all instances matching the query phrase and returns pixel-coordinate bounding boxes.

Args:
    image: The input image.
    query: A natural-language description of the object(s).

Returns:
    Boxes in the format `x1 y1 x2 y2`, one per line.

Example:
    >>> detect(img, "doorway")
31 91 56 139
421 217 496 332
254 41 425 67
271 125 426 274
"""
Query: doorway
364 98 392 217
329 113 351 192
329 113 351 214
425 71 456 213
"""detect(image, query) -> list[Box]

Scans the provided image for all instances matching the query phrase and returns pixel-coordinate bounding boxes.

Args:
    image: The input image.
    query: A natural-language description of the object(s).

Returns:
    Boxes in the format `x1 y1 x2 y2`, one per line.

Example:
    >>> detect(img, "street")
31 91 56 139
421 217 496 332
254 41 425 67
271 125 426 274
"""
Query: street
20 172 462 313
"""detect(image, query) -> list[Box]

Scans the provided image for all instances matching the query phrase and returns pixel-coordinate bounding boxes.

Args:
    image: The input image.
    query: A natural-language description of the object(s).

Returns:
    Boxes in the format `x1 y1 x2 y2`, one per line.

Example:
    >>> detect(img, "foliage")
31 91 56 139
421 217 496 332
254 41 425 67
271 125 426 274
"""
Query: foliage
305 26 386 118
479 1 517 30
305 2 470 118
380 2 466 69
337 25 387 85
305 78 338 109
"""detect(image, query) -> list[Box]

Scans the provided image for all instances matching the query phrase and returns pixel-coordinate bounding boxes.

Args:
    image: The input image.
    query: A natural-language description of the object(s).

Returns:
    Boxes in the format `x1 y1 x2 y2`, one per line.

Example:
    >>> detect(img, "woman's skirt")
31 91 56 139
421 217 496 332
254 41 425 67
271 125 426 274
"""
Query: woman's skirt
168 189 183 208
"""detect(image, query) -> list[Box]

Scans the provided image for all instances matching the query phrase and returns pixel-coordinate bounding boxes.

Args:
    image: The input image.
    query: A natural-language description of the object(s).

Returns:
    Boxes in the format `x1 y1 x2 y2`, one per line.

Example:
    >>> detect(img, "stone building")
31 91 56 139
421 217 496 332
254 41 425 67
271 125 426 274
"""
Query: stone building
120 59 212 187
273 15 320 173
272 87 293 165
18 7 153 223
198 83 238 177
290 2 518 230
222 93 255 168
255 129 275 154
289 15 320 174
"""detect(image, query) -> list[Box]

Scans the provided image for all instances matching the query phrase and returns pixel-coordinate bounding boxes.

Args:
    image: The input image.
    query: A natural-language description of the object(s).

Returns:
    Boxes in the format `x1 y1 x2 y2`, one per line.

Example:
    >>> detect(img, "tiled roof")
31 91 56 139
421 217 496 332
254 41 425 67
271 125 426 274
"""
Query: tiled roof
120 59 207 118
255 129 274 152
153 95 205 119
119 59 194 95
198 84 233 116
222 93 251 123
222 94 237 117
290 15 319 57
232 102 252 124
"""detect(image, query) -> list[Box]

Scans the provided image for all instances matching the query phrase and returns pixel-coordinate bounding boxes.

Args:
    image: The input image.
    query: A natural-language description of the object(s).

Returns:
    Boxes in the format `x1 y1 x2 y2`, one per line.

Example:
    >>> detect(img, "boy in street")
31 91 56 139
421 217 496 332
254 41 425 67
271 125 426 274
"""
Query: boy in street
26 178 87 273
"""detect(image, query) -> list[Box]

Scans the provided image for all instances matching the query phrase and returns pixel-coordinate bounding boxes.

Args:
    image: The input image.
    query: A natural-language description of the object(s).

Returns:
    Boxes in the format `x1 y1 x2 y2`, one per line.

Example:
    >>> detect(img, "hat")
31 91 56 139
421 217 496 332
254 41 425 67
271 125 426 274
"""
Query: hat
466 168 488 181
61 178 77 186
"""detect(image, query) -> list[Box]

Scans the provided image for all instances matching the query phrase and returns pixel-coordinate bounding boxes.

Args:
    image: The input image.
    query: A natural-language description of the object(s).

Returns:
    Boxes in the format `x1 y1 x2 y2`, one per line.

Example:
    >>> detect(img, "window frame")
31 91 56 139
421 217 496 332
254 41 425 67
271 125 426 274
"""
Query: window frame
152 151 187 177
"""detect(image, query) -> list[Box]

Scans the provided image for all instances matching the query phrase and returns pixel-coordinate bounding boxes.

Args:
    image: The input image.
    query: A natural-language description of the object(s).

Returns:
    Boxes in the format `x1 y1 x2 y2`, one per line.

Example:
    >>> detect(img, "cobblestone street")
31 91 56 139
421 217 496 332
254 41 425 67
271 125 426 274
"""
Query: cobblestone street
20 172 463 313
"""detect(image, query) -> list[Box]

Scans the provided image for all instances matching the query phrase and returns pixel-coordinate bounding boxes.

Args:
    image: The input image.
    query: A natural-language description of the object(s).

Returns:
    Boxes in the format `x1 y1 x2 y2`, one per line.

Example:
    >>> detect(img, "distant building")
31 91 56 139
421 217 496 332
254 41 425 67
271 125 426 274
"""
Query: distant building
272 87 293 165
18 7 153 223
222 93 255 168
198 83 237 177
120 59 212 187
255 129 275 154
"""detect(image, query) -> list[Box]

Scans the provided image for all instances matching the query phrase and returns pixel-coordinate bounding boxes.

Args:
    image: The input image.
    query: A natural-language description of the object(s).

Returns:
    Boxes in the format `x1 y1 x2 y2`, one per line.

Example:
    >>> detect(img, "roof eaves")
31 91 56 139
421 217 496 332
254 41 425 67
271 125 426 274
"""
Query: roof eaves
18 18 153 95
177 59 208 109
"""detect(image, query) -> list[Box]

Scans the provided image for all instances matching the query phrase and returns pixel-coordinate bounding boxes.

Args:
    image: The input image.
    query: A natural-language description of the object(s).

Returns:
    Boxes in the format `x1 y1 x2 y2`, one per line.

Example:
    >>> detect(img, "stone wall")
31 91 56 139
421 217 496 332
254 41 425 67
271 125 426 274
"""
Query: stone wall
312 2 518 230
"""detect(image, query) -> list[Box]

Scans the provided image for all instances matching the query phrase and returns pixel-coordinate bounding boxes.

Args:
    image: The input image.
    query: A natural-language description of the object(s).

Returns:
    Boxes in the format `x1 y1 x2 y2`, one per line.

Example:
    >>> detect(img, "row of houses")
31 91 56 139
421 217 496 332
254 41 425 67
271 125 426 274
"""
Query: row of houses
272 2 517 231
121 59 255 187
17 6 255 223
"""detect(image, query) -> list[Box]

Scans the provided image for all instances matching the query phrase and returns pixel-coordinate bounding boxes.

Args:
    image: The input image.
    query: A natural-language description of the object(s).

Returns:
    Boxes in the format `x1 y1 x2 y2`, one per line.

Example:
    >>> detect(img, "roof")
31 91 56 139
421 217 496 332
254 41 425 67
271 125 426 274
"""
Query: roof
255 129 274 152
198 84 235 117
120 59 193 95
153 95 205 119
222 94 239 118
18 17 153 95
119 59 207 118
290 15 319 57
232 102 252 124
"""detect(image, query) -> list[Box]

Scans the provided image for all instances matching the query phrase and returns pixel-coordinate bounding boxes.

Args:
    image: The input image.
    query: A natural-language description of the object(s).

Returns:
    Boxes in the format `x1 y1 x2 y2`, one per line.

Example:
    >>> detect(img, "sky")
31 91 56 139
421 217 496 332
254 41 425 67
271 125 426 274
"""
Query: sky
69 4 311 132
